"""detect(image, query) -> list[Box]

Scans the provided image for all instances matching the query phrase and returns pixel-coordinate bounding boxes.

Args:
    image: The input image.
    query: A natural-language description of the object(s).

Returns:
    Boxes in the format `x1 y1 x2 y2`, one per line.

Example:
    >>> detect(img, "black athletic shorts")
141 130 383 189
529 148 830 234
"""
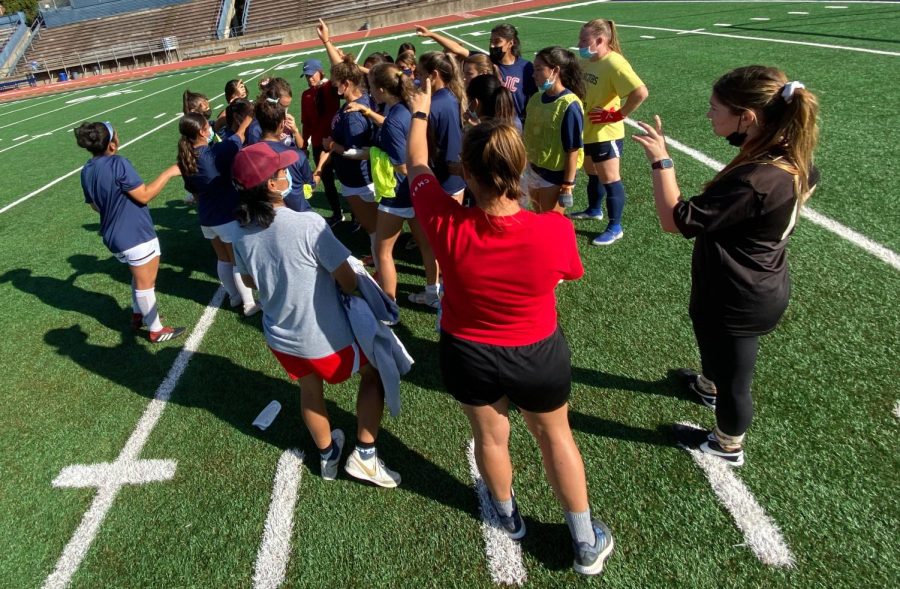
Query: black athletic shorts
584 139 623 163
439 327 571 413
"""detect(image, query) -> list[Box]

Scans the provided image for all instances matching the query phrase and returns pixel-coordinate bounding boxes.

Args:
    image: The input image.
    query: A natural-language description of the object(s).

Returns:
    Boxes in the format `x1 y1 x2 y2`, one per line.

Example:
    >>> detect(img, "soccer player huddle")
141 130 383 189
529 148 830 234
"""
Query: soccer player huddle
74 16 820 576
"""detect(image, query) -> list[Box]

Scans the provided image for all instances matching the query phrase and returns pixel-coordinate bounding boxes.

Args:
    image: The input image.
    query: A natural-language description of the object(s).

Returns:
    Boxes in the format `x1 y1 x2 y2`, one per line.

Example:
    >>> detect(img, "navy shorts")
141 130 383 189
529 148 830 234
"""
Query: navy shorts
584 139 623 163
439 327 571 413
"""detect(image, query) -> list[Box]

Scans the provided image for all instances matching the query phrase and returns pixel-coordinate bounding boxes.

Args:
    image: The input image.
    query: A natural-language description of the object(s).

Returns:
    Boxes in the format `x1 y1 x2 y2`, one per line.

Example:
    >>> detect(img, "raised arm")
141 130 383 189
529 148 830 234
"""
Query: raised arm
232 111 254 144
632 115 680 233
414 25 471 58
317 19 346 67
128 164 182 205
406 79 433 185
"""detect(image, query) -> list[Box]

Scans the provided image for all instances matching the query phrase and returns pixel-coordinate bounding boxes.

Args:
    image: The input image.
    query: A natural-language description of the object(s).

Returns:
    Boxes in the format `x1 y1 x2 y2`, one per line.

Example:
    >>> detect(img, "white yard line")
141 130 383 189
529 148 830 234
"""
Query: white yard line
442 30 486 53
124 117 137 123
623 119 900 271
678 423 794 567
466 440 527 586
43 288 226 589
252 449 305 589
517 15 900 56
153 112 167 119
1 59 287 215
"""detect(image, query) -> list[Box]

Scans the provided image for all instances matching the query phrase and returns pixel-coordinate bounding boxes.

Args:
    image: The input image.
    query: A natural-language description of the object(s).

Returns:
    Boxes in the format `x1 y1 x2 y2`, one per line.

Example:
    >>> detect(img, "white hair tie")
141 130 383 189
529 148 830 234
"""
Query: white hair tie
781 81 805 104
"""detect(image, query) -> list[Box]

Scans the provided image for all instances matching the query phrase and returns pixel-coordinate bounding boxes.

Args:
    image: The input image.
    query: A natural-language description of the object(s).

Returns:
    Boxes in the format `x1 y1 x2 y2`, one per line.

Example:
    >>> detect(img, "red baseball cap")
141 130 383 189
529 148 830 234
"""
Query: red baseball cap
233 143 299 188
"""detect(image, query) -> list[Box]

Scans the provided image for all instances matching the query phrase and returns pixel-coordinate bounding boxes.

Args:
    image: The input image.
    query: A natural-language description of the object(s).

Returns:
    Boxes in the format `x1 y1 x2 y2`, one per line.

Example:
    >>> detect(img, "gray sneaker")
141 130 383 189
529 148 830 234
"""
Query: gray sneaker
488 491 526 540
573 520 615 575
319 429 345 481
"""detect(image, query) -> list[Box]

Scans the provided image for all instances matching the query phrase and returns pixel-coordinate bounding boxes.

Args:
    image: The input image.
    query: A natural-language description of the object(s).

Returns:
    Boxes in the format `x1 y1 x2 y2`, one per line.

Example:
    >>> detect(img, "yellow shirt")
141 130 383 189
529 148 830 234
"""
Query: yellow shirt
581 51 644 143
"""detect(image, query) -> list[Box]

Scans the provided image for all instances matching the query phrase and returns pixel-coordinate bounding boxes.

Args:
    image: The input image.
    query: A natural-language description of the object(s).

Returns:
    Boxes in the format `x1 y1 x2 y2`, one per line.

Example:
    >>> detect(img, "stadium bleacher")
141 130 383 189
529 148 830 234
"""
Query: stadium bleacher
241 0 421 37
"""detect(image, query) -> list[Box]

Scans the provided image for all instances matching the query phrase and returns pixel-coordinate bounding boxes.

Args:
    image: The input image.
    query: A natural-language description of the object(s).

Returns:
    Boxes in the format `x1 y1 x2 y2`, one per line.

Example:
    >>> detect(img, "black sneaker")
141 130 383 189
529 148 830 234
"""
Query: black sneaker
675 368 717 409
673 423 744 467
488 490 526 540
573 520 614 575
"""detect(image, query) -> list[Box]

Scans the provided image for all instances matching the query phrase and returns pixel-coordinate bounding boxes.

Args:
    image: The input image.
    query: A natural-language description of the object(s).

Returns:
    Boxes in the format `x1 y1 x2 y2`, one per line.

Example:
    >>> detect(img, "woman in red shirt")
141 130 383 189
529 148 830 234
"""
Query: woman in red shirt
407 81 614 576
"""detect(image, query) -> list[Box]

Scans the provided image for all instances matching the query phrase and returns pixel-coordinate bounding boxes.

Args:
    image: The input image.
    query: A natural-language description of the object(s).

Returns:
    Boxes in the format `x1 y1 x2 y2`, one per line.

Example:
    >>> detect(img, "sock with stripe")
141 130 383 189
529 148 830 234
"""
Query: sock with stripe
134 287 164 332
356 441 376 462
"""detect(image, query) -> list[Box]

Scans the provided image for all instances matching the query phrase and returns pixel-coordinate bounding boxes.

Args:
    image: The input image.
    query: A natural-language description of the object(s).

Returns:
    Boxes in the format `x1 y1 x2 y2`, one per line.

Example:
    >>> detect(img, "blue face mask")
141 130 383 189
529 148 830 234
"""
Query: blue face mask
540 77 555 92
279 169 292 197
578 46 596 59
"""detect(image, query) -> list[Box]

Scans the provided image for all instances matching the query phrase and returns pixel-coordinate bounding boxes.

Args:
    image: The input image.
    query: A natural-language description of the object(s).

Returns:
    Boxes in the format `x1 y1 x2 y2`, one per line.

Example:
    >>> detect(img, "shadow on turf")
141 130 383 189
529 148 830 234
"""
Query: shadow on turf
43 324 478 520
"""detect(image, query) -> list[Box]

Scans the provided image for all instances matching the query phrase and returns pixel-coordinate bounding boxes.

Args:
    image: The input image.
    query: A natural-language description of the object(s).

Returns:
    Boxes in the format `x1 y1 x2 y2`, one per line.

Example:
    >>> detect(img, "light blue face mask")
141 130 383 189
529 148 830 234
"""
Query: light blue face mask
578 46 596 59
279 169 292 197
540 77 555 92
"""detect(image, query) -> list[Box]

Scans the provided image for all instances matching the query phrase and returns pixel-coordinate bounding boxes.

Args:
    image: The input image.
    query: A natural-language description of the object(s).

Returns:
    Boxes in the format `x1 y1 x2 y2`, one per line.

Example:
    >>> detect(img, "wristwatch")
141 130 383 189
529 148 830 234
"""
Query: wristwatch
651 158 674 170
413 111 428 120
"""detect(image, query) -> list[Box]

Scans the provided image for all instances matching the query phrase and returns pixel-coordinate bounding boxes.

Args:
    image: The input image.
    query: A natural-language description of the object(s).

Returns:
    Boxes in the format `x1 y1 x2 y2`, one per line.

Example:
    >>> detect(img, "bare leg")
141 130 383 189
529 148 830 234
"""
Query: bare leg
355 364 384 445
346 195 378 234
462 398 513 502
298 373 333 450
374 211 405 300
129 255 159 290
409 217 439 286
519 403 589 512
531 185 564 214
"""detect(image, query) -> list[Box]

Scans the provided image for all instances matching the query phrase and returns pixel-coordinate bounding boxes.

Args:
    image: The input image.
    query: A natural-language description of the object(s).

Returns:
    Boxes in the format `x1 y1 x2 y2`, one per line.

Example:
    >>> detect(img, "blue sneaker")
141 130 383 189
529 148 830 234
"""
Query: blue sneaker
591 225 623 246
488 491 526 540
573 520 615 575
569 209 604 221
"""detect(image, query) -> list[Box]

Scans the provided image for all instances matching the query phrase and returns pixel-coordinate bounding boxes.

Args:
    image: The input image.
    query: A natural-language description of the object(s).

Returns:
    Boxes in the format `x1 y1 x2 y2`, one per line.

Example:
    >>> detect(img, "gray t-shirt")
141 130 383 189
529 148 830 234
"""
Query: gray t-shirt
233 207 354 358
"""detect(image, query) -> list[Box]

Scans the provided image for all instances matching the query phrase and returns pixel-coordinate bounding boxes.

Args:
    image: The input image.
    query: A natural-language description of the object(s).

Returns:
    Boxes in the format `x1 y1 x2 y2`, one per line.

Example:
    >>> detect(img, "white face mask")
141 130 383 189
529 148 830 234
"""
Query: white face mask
279 169 292 197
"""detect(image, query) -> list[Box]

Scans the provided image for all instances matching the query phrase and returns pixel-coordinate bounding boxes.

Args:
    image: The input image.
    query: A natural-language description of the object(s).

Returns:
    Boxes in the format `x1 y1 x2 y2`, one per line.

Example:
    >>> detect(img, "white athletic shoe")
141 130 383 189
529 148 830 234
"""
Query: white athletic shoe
320 429 345 481
344 449 401 488
243 302 261 317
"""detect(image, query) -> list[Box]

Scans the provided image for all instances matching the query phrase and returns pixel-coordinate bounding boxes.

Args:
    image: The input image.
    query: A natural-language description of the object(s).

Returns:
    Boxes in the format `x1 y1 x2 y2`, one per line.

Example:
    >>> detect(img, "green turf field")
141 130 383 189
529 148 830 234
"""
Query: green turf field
1 1 898 587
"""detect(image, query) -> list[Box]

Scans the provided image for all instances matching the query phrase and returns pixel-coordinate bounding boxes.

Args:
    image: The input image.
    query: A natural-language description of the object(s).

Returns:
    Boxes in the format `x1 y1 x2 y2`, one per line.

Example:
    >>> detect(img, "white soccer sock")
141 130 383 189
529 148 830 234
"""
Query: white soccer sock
216 260 240 303
232 267 255 309
134 287 163 332
369 232 379 272
131 279 141 313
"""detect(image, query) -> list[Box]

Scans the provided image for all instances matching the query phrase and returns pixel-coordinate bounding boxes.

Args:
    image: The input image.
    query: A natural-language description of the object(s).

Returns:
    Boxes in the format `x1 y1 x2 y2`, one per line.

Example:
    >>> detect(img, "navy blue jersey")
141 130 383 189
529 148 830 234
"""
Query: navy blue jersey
428 88 465 194
245 119 263 146
263 140 313 212
81 155 156 253
377 102 412 208
532 90 584 186
183 133 243 227
330 94 375 188
473 53 537 124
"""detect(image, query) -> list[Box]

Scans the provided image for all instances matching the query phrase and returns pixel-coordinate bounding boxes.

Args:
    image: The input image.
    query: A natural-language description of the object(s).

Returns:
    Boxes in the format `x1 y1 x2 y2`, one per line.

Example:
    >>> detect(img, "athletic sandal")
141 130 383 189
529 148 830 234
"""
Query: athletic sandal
149 326 186 344
408 291 440 309
675 368 717 409
673 424 744 467
344 449 401 488
320 429 345 481
573 520 615 575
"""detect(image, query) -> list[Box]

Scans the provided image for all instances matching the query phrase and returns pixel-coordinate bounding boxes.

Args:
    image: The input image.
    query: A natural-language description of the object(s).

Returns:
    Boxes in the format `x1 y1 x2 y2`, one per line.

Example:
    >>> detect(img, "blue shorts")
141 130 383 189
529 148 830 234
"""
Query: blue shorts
584 139 623 163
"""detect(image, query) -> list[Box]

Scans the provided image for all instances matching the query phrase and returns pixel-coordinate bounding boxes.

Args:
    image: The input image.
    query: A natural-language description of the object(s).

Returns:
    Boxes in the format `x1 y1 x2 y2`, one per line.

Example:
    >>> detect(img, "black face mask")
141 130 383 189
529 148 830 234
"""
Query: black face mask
489 46 505 63
726 119 747 147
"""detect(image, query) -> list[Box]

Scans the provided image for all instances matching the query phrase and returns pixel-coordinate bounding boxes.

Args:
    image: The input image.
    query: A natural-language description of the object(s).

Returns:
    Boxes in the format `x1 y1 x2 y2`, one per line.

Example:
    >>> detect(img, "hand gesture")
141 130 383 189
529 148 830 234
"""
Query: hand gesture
631 115 670 163
414 25 432 38
344 102 366 114
407 77 432 116
588 107 625 125
316 19 330 43
283 113 297 132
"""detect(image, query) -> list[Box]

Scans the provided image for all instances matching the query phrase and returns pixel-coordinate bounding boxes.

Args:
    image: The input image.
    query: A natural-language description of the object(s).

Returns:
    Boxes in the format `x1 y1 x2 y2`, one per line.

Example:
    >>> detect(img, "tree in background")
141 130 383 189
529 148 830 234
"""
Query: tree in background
3 0 40 24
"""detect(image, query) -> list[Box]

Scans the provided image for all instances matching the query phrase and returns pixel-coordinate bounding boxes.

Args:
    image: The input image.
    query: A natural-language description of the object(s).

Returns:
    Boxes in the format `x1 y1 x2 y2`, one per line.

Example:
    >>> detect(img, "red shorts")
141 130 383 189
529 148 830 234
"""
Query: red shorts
270 344 368 384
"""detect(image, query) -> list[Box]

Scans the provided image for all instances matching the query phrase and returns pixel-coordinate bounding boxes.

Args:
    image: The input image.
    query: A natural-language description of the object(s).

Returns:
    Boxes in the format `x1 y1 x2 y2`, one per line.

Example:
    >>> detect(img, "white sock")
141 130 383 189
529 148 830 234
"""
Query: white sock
131 279 141 313
369 232 379 271
232 268 255 309
134 287 163 332
216 261 240 303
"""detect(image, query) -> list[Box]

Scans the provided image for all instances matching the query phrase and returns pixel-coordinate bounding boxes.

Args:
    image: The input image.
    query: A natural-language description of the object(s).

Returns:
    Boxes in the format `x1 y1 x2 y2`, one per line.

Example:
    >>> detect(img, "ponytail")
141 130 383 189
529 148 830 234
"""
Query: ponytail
709 65 819 200
182 89 208 115
535 46 586 101
369 63 418 103
418 51 468 122
176 112 207 176
466 74 516 125
461 119 527 200
583 19 623 56
236 184 277 228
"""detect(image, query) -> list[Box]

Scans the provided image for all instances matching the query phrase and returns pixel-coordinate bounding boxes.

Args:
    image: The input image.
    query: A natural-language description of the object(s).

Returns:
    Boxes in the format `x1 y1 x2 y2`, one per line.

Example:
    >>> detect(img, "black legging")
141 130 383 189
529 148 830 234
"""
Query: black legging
313 146 341 218
693 322 760 437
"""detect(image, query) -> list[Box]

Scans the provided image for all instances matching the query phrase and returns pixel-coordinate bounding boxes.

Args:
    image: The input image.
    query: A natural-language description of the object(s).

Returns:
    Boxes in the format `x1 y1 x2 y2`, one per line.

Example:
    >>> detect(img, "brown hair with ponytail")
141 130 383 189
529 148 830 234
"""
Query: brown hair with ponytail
460 119 526 201
418 51 468 122
331 54 364 87
710 65 819 200
534 46 586 101
368 63 417 103
583 19 622 55
176 112 207 177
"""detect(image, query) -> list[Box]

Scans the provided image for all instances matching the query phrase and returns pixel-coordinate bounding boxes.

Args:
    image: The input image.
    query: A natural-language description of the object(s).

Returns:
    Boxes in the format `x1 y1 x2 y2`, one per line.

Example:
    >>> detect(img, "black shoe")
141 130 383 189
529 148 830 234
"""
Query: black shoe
326 213 343 228
350 221 362 233
673 423 744 467
675 367 717 409
572 520 614 575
